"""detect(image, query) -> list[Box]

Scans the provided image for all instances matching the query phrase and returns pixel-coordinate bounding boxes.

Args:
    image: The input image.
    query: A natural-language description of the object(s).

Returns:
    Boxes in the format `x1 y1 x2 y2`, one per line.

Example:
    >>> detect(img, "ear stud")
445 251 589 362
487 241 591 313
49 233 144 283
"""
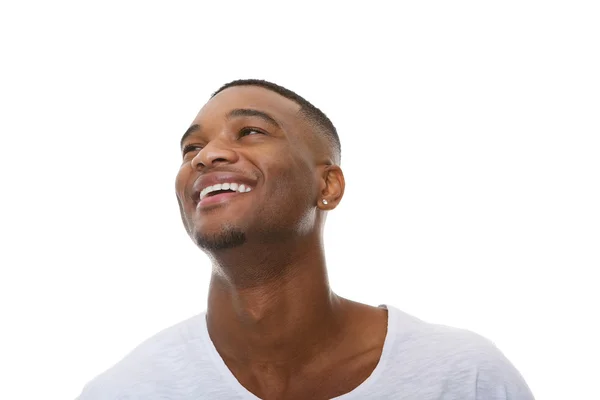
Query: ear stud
322 199 328 205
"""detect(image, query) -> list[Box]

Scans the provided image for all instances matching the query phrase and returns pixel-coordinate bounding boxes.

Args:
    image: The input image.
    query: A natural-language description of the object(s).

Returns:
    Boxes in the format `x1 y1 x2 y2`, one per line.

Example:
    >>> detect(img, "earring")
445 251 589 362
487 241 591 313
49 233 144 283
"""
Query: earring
322 199 328 205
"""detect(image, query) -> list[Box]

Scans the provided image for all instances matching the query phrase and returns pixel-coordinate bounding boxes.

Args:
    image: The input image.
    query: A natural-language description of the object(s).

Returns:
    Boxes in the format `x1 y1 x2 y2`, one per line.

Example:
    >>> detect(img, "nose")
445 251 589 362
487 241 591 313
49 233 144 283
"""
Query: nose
191 138 239 170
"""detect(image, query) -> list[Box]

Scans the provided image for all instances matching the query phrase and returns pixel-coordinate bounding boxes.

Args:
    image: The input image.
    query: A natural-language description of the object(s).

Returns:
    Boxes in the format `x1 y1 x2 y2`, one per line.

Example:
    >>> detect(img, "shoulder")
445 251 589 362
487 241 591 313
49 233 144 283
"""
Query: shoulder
76 313 208 399
384 306 534 399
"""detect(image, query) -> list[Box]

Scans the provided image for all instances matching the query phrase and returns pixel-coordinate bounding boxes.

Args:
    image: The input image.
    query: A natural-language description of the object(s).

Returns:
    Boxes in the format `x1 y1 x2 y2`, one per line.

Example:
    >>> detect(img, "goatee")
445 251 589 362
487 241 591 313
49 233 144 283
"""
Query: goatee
194 226 246 250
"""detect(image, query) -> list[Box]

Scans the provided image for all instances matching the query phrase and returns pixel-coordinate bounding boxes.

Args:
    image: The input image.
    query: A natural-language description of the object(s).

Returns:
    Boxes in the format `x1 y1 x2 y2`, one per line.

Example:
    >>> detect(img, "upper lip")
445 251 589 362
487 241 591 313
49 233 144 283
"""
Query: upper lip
191 172 257 203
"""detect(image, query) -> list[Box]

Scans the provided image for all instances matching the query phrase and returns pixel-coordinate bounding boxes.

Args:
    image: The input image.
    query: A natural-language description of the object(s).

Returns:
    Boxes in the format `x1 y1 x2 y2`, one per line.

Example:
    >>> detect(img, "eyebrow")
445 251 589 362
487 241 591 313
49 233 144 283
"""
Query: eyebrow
225 108 281 128
180 124 201 149
180 108 281 149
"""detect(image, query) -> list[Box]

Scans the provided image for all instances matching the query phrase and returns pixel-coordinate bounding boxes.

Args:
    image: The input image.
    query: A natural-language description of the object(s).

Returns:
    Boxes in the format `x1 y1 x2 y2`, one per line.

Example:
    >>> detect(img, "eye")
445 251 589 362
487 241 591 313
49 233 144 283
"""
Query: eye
182 144 203 155
239 127 266 137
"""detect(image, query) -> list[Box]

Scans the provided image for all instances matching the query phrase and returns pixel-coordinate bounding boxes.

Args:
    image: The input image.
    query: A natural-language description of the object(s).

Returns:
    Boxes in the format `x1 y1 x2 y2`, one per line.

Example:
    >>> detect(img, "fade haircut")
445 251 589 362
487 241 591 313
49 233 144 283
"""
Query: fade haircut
212 79 341 164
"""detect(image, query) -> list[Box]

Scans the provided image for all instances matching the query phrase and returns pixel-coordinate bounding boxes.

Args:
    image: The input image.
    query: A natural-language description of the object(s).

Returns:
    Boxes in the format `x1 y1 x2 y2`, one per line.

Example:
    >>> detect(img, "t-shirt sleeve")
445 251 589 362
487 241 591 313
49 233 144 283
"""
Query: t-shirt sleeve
475 344 535 400
75 379 124 400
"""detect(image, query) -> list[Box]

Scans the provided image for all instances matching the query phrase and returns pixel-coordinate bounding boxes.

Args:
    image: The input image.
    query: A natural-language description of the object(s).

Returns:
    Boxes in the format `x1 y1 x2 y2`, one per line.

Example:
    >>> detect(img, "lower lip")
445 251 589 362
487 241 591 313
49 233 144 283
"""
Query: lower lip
197 191 246 209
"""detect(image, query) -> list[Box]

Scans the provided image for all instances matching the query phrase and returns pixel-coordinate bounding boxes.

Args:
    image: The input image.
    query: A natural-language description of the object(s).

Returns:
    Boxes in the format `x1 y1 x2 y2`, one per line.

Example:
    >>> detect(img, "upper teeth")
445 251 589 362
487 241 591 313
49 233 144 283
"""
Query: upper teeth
199 182 252 201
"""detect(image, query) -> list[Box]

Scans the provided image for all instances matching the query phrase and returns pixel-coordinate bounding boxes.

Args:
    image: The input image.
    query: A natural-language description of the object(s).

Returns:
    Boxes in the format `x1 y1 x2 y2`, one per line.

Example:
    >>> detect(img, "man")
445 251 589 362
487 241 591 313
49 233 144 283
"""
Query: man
77 79 534 399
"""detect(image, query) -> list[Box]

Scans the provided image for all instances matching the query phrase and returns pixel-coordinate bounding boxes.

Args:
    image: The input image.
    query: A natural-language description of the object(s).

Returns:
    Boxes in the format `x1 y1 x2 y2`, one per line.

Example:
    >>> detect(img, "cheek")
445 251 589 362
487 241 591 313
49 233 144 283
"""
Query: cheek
270 157 317 206
175 166 191 203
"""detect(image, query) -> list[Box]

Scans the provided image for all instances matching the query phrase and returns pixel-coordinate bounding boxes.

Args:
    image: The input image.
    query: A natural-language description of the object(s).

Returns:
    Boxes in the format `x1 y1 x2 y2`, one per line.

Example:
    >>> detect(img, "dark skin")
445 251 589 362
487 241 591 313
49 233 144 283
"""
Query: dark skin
175 86 387 400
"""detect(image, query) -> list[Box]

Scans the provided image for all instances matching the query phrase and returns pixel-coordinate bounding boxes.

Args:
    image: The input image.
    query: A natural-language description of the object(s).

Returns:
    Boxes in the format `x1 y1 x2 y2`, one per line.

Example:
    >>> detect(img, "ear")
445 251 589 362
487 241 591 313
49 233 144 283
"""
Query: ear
318 165 345 210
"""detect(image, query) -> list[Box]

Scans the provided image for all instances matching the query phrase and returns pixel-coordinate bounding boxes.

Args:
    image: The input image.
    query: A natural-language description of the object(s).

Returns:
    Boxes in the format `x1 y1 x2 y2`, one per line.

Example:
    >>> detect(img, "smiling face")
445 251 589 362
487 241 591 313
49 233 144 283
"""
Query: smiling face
175 85 334 251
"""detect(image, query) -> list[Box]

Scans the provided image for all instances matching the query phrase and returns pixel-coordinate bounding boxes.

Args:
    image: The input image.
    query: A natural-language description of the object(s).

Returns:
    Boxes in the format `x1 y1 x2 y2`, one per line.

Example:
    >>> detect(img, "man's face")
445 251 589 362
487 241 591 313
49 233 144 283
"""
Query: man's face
175 86 322 250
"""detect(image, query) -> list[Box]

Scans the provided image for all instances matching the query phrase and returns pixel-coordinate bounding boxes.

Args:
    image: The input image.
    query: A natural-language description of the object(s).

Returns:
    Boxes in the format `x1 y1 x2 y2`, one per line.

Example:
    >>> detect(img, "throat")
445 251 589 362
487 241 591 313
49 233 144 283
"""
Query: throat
207 287 348 366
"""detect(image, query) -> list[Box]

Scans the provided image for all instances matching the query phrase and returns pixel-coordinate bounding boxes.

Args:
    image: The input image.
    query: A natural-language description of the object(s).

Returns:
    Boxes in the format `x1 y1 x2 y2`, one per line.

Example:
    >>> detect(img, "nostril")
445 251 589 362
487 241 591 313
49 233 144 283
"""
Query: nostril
210 157 229 165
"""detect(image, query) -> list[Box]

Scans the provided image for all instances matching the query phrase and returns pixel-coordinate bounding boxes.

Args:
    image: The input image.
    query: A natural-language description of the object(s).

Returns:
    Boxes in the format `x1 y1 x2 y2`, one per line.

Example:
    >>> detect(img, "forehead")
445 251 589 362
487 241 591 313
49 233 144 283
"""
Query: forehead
193 86 302 128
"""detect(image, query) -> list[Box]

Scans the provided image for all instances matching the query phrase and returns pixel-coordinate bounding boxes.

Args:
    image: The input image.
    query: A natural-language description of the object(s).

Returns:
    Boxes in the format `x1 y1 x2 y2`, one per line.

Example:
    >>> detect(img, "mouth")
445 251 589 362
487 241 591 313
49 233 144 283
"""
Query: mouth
196 182 253 209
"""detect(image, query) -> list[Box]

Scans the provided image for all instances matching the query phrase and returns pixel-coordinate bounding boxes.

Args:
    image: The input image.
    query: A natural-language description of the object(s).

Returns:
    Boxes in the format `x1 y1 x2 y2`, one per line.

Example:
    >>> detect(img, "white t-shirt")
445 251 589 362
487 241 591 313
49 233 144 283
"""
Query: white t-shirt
77 305 534 399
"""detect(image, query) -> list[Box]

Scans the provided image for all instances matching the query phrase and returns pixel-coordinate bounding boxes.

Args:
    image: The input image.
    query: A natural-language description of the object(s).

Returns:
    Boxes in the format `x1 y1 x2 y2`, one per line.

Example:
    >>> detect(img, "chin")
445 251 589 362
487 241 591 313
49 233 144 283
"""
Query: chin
192 225 247 251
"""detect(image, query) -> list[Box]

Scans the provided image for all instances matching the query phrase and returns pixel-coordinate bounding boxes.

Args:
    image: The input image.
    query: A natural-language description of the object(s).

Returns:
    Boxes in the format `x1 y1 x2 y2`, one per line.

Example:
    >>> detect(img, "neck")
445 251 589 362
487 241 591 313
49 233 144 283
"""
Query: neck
205 235 348 365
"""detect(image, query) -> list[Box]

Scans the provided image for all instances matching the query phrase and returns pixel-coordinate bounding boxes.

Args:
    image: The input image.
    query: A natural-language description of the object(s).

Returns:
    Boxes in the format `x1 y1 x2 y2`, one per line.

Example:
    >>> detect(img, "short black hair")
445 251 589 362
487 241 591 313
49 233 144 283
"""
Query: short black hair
212 79 341 163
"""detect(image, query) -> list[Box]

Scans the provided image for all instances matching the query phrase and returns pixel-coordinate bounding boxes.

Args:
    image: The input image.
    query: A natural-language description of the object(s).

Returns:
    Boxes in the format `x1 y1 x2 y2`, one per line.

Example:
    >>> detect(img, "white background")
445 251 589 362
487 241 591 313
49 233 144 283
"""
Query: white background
1 1 598 399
